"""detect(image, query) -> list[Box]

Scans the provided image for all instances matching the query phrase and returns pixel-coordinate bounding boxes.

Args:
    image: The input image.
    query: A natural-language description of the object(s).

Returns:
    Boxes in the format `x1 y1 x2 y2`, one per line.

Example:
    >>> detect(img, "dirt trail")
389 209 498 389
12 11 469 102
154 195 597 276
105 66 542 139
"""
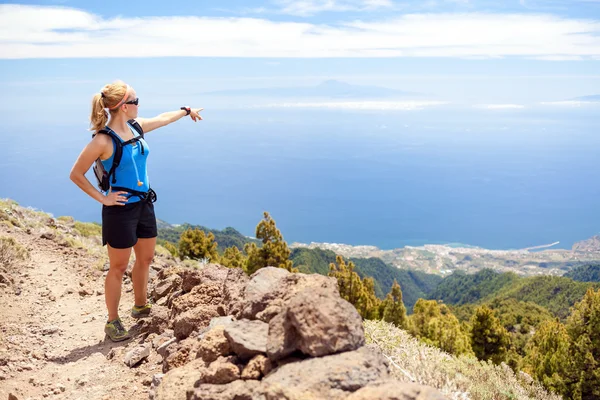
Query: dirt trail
0 223 161 400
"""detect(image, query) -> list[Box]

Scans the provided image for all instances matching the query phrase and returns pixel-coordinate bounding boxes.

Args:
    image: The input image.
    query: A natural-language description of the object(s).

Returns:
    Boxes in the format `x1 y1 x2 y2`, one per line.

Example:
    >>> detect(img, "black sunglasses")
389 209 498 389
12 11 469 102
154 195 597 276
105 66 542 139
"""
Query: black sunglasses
125 98 139 106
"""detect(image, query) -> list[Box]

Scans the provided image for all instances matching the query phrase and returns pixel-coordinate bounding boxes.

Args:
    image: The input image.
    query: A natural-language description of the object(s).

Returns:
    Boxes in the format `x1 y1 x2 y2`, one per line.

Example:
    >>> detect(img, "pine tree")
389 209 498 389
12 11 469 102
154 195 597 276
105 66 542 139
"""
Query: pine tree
360 277 381 320
220 246 247 270
565 288 600 400
178 228 219 262
410 299 474 356
382 280 408 329
470 305 511 364
244 212 294 274
163 241 179 258
328 255 364 309
524 319 573 397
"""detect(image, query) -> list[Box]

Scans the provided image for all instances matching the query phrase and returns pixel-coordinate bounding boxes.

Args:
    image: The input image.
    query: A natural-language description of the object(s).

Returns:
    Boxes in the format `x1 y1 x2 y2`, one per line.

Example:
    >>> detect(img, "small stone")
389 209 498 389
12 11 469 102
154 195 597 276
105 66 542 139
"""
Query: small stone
152 373 165 388
76 377 88 386
41 326 59 335
123 343 151 367
56 383 65 392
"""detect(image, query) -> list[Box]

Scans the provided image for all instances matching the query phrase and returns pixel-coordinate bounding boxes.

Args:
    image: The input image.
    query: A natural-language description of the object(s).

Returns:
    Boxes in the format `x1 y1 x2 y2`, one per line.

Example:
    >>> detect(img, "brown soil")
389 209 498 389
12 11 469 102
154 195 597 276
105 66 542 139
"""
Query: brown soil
0 223 162 400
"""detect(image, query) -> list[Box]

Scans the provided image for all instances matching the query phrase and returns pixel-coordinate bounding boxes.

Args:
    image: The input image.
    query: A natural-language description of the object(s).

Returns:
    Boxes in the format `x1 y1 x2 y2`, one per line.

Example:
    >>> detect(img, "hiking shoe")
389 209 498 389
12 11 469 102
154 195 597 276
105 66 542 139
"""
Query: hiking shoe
104 318 130 342
131 303 152 319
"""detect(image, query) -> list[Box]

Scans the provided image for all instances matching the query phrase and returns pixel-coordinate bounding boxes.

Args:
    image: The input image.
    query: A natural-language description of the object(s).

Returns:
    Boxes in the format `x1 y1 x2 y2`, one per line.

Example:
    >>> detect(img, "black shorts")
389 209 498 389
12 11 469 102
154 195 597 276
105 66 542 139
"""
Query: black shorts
102 200 158 249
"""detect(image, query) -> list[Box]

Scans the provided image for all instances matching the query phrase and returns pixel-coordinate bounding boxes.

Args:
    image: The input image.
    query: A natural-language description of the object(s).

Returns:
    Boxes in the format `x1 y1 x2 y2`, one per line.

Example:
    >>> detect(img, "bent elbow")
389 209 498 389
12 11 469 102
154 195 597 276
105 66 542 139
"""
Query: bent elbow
69 169 80 184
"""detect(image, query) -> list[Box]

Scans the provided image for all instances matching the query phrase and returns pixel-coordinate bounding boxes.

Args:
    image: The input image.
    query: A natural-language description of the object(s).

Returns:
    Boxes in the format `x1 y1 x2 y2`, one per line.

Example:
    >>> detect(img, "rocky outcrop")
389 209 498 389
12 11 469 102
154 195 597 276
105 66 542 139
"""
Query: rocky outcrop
142 263 446 400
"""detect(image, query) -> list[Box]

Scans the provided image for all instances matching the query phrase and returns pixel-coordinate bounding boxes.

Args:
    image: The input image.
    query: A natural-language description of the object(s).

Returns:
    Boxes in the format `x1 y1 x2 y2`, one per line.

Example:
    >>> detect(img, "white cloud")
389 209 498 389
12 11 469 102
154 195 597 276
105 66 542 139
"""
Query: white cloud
540 100 598 106
272 0 393 16
256 100 448 110
1 5 600 59
475 104 526 109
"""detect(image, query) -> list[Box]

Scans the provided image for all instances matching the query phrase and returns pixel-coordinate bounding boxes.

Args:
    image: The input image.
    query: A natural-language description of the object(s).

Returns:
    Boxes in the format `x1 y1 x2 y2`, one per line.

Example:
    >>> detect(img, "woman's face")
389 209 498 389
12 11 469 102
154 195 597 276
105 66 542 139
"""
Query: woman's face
122 88 139 118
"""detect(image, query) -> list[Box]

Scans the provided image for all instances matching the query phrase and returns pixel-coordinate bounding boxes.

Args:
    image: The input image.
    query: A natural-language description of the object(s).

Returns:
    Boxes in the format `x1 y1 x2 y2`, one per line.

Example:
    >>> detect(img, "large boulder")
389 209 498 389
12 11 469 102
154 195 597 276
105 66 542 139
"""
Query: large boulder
267 288 364 362
222 268 250 316
224 319 269 361
173 305 220 340
155 358 206 400
240 268 338 322
346 380 448 400
196 326 232 363
171 283 223 318
197 355 241 385
262 346 390 400
152 274 182 301
191 380 266 400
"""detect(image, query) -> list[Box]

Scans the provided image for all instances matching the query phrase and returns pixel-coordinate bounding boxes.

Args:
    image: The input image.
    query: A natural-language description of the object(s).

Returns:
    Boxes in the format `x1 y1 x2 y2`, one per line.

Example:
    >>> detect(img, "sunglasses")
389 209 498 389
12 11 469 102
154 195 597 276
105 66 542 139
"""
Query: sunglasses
125 98 139 106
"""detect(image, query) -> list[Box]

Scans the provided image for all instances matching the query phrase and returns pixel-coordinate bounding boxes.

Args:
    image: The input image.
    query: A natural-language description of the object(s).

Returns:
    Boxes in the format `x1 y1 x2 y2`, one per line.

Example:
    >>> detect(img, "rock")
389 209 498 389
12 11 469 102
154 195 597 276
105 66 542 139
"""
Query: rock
196 326 231 363
191 380 265 400
40 231 55 240
180 269 203 293
157 337 177 358
267 288 364 361
208 316 234 330
241 354 272 380
149 373 165 399
123 343 151 367
163 337 203 373
140 305 170 335
55 383 66 393
262 346 389 400
224 319 268 361
153 274 182 301
171 283 223 317
222 268 249 316
153 330 175 349
152 373 165 387
184 263 230 292
40 326 59 335
0 273 12 285
198 356 241 385
8 393 19 400
240 268 338 322
142 376 153 386
155 358 205 400
346 381 448 400
173 305 220 340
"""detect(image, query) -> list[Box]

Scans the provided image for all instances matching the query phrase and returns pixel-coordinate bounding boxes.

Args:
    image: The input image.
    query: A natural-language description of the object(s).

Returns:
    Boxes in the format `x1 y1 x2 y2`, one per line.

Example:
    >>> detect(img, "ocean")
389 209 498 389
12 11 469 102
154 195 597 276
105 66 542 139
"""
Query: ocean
1 106 599 251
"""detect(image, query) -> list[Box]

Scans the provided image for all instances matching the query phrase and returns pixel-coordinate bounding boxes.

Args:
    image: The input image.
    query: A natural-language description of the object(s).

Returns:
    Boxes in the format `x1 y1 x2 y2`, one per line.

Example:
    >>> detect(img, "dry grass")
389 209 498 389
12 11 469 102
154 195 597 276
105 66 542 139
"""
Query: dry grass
0 236 29 269
364 319 562 400
73 221 102 238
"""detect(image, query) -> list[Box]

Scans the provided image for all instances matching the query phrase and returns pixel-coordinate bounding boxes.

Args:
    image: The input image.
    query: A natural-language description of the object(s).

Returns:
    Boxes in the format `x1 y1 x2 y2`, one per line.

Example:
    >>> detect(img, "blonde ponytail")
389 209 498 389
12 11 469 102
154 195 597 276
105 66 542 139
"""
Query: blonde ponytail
89 80 129 134
90 93 108 134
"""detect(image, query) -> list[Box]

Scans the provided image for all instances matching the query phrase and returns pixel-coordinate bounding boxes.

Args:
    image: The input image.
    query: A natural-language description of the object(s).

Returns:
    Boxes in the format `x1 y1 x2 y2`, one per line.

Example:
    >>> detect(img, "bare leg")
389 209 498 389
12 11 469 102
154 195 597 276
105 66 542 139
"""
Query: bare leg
132 237 156 307
105 245 132 321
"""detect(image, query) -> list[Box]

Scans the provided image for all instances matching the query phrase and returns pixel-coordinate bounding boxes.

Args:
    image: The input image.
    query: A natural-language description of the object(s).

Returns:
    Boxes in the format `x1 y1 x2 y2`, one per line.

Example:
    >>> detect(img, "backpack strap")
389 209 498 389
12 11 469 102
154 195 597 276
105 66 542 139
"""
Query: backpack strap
127 119 145 155
95 128 124 185
128 119 144 138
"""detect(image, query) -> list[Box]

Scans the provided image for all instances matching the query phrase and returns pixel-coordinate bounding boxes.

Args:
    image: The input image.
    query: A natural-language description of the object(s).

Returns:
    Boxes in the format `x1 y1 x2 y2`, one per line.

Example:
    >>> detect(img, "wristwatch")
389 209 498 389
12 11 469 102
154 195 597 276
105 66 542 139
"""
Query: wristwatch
180 106 191 115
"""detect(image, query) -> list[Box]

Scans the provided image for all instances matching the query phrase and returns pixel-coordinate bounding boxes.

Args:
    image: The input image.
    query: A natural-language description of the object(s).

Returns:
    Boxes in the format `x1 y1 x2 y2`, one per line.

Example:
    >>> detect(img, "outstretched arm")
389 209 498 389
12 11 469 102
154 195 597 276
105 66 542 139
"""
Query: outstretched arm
136 107 203 133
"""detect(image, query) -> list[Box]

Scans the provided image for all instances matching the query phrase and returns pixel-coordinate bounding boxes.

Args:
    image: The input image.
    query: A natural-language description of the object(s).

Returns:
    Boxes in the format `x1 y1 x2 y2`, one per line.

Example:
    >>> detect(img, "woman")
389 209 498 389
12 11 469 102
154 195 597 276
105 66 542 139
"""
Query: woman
70 80 203 342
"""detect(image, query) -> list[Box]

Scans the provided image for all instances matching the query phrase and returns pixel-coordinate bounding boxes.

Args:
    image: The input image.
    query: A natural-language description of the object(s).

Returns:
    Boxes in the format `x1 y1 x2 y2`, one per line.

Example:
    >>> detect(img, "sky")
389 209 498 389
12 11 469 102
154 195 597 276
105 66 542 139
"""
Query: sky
1 1 600 249
0 1 599 118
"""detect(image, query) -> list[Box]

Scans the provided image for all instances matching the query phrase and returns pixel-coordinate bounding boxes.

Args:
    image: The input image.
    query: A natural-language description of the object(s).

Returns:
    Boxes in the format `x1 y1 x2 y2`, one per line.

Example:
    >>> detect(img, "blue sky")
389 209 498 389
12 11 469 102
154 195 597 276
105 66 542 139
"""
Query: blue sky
0 0 599 116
